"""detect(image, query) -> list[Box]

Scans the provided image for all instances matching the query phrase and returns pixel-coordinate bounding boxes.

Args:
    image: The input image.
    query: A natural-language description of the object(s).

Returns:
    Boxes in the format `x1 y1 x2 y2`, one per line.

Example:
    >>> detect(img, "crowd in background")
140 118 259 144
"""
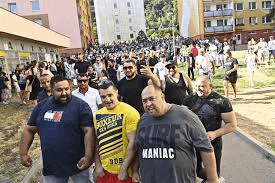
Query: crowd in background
0 35 275 106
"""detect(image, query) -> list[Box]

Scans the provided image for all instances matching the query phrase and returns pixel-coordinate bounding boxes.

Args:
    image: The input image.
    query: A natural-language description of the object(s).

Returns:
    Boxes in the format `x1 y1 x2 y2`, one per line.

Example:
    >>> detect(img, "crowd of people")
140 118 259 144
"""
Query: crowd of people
0 35 273 183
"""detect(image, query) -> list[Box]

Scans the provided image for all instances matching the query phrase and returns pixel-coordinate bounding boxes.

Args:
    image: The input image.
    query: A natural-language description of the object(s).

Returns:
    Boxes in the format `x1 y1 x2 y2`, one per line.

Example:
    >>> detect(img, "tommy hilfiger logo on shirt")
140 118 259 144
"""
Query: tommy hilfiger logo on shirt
44 110 63 122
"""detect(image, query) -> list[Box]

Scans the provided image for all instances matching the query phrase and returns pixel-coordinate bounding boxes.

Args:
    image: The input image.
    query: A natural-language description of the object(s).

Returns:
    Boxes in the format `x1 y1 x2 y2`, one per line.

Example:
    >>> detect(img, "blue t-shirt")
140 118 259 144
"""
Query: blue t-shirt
28 96 93 177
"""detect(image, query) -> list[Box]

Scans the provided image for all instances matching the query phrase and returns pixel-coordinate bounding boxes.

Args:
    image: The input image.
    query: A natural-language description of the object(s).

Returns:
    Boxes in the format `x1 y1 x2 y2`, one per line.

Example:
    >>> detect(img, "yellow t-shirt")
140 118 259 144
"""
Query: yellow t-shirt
94 102 140 174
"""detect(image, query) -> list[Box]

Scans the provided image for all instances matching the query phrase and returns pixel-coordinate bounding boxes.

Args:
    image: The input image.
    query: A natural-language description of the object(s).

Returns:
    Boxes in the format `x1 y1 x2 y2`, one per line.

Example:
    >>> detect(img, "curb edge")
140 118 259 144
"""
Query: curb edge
234 127 275 163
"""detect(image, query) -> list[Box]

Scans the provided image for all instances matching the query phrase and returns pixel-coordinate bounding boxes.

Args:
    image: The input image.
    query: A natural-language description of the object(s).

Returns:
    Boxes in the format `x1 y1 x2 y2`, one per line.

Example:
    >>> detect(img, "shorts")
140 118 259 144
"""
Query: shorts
224 74 237 84
97 170 132 183
269 50 275 55
42 169 93 183
258 50 265 57
19 83 26 91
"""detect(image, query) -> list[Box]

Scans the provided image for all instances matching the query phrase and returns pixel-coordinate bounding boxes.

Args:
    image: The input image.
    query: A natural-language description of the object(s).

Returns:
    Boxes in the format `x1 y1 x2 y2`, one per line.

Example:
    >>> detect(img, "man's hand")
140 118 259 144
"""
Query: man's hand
132 171 141 183
95 165 105 178
140 65 153 77
118 167 129 181
77 156 92 170
20 154 32 167
207 131 217 141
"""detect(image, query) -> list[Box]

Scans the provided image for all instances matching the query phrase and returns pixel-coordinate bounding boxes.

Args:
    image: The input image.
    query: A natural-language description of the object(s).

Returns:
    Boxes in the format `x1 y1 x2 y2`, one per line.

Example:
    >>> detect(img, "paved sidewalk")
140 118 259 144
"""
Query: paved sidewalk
220 132 275 183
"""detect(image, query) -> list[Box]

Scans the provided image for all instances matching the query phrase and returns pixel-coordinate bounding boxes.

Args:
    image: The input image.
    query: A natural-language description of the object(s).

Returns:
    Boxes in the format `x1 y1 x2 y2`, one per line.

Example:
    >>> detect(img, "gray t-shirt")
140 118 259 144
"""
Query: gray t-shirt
135 104 213 183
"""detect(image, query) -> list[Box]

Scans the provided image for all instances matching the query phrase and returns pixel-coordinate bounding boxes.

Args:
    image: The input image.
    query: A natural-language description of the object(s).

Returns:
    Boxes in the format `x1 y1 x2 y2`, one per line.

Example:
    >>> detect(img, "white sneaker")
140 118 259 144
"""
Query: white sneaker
219 176 225 183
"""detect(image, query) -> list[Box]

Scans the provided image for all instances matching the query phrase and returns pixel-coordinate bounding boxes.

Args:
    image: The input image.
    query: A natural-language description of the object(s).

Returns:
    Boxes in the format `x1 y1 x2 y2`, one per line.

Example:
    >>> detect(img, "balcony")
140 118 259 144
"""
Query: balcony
205 25 233 33
204 9 233 17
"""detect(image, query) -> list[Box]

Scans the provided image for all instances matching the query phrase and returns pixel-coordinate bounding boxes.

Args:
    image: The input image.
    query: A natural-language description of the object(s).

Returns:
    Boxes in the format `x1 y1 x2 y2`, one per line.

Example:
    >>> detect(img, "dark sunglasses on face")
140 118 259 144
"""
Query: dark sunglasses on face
77 79 88 83
123 66 134 70
167 66 176 70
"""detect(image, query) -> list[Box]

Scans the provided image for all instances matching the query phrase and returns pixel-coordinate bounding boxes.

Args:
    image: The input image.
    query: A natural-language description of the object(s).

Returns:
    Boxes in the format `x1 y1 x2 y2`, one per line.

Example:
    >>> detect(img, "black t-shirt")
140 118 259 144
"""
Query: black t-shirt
224 58 238 76
164 73 190 105
135 105 213 183
182 92 233 132
107 67 117 85
74 61 89 74
117 75 149 115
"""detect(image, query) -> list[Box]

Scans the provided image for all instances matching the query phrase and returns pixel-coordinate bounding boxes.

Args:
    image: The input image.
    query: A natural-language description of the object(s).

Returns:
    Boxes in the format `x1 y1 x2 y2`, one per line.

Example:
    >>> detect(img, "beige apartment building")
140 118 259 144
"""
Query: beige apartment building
178 0 275 44
0 8 70 72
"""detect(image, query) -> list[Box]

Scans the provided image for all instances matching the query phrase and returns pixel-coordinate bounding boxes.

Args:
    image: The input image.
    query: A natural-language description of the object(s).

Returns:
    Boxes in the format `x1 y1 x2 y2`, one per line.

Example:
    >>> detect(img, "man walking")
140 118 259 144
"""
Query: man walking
183 75 237 182
20 75 95 182
94 80 140 183
135 85 219 183
117 59 160 115
72 73 102 114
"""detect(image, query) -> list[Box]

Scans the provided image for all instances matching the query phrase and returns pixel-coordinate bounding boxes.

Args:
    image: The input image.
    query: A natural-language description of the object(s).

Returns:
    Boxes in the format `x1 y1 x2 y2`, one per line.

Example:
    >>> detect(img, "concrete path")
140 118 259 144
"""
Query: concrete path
220 132 275 183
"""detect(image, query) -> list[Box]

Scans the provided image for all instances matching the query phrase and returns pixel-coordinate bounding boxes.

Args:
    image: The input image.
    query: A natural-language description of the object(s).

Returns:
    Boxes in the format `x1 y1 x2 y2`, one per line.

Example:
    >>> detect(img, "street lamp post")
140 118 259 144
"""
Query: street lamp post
167 12 176 62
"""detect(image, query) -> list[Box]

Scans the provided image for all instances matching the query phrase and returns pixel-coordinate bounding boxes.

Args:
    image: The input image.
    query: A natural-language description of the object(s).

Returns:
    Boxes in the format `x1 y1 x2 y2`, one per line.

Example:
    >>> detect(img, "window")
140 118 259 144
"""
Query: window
130 34 134 38
248 31 256 34
116 27 120 32
262 16 272 24
8 3 16 13
129 26 133 31
20 44 24 50
235 18 244 25
32 1 40 11
249 2 257 10
8 42 13 50
224 19 228 26
262 1 272 9
117 35 121 40
217 20 223 26
34 18 43 25
205 21 211 27
263 30 269 33
249 17 257 25
127 2 131 7
115 19 119 24
216 4 227 10
234 3 243 11
128 10 131 15
114 3 117 9
204 5 210 12
129 18 132 23
31 46 34 52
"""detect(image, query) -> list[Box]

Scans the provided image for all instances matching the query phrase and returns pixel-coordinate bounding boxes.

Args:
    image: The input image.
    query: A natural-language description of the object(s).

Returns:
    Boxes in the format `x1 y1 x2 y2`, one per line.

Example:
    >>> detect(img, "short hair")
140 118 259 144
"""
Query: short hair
50 75 71 88
77 73 88 79
98 80 117 90
124 59 136 65
225 50 232 57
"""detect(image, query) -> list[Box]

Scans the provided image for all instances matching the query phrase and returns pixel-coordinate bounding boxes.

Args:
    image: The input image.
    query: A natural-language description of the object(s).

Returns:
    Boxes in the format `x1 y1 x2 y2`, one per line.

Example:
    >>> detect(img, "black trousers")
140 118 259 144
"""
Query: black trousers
196 138 222 180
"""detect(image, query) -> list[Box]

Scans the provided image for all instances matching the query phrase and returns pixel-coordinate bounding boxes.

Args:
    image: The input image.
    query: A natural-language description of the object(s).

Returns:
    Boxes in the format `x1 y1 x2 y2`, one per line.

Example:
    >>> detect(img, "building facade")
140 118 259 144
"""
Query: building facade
0 8 70 72
0 0 94 53
94 0 146 44
179 0 275 44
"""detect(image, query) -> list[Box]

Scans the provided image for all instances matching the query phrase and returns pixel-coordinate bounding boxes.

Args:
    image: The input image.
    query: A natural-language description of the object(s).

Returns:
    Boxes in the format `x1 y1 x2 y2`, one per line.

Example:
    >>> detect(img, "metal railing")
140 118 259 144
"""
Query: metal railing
204 9 233 17
205 25 233 33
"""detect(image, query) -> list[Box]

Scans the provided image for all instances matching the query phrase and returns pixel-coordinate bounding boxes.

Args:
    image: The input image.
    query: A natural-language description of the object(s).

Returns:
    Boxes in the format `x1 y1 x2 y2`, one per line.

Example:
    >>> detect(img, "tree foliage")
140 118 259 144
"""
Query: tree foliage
144 0 178 38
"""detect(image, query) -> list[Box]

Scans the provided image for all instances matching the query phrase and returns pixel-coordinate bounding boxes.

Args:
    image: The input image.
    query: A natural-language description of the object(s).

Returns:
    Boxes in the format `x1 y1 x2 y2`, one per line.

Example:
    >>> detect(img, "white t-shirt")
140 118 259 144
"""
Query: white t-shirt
196 55 212 75
153 62 168 80
72 87 102 114
117 65 125 81
268 40 275 50
257 41 267 51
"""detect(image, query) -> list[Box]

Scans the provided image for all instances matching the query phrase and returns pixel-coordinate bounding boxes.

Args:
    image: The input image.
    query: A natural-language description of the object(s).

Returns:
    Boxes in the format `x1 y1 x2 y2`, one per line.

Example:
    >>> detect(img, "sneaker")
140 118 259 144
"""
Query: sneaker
219 176 225 183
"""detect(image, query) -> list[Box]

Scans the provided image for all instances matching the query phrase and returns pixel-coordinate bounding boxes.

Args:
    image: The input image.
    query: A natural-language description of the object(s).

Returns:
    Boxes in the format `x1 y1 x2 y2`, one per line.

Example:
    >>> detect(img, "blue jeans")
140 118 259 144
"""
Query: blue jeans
43 169 93 183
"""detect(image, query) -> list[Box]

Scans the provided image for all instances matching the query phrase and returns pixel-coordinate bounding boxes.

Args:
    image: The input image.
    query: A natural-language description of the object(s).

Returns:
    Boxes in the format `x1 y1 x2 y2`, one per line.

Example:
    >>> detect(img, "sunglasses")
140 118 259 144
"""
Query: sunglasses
167 66 176 70
77 79 88 83
123 66 134 70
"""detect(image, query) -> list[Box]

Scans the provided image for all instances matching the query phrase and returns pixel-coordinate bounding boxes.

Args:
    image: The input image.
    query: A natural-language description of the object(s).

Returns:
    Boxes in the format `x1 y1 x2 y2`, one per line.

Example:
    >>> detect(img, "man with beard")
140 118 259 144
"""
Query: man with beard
72 73 102 114
135 85 219 183
117 59 160 115
20 75 95 182
182 76 237 182
37 74 52 103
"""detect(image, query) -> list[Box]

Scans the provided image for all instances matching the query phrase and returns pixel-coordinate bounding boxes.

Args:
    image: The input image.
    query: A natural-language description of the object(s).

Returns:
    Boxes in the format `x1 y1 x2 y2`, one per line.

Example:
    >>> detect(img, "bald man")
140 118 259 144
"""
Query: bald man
134 85 219 183
37 74 52 103
182 76 237 182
